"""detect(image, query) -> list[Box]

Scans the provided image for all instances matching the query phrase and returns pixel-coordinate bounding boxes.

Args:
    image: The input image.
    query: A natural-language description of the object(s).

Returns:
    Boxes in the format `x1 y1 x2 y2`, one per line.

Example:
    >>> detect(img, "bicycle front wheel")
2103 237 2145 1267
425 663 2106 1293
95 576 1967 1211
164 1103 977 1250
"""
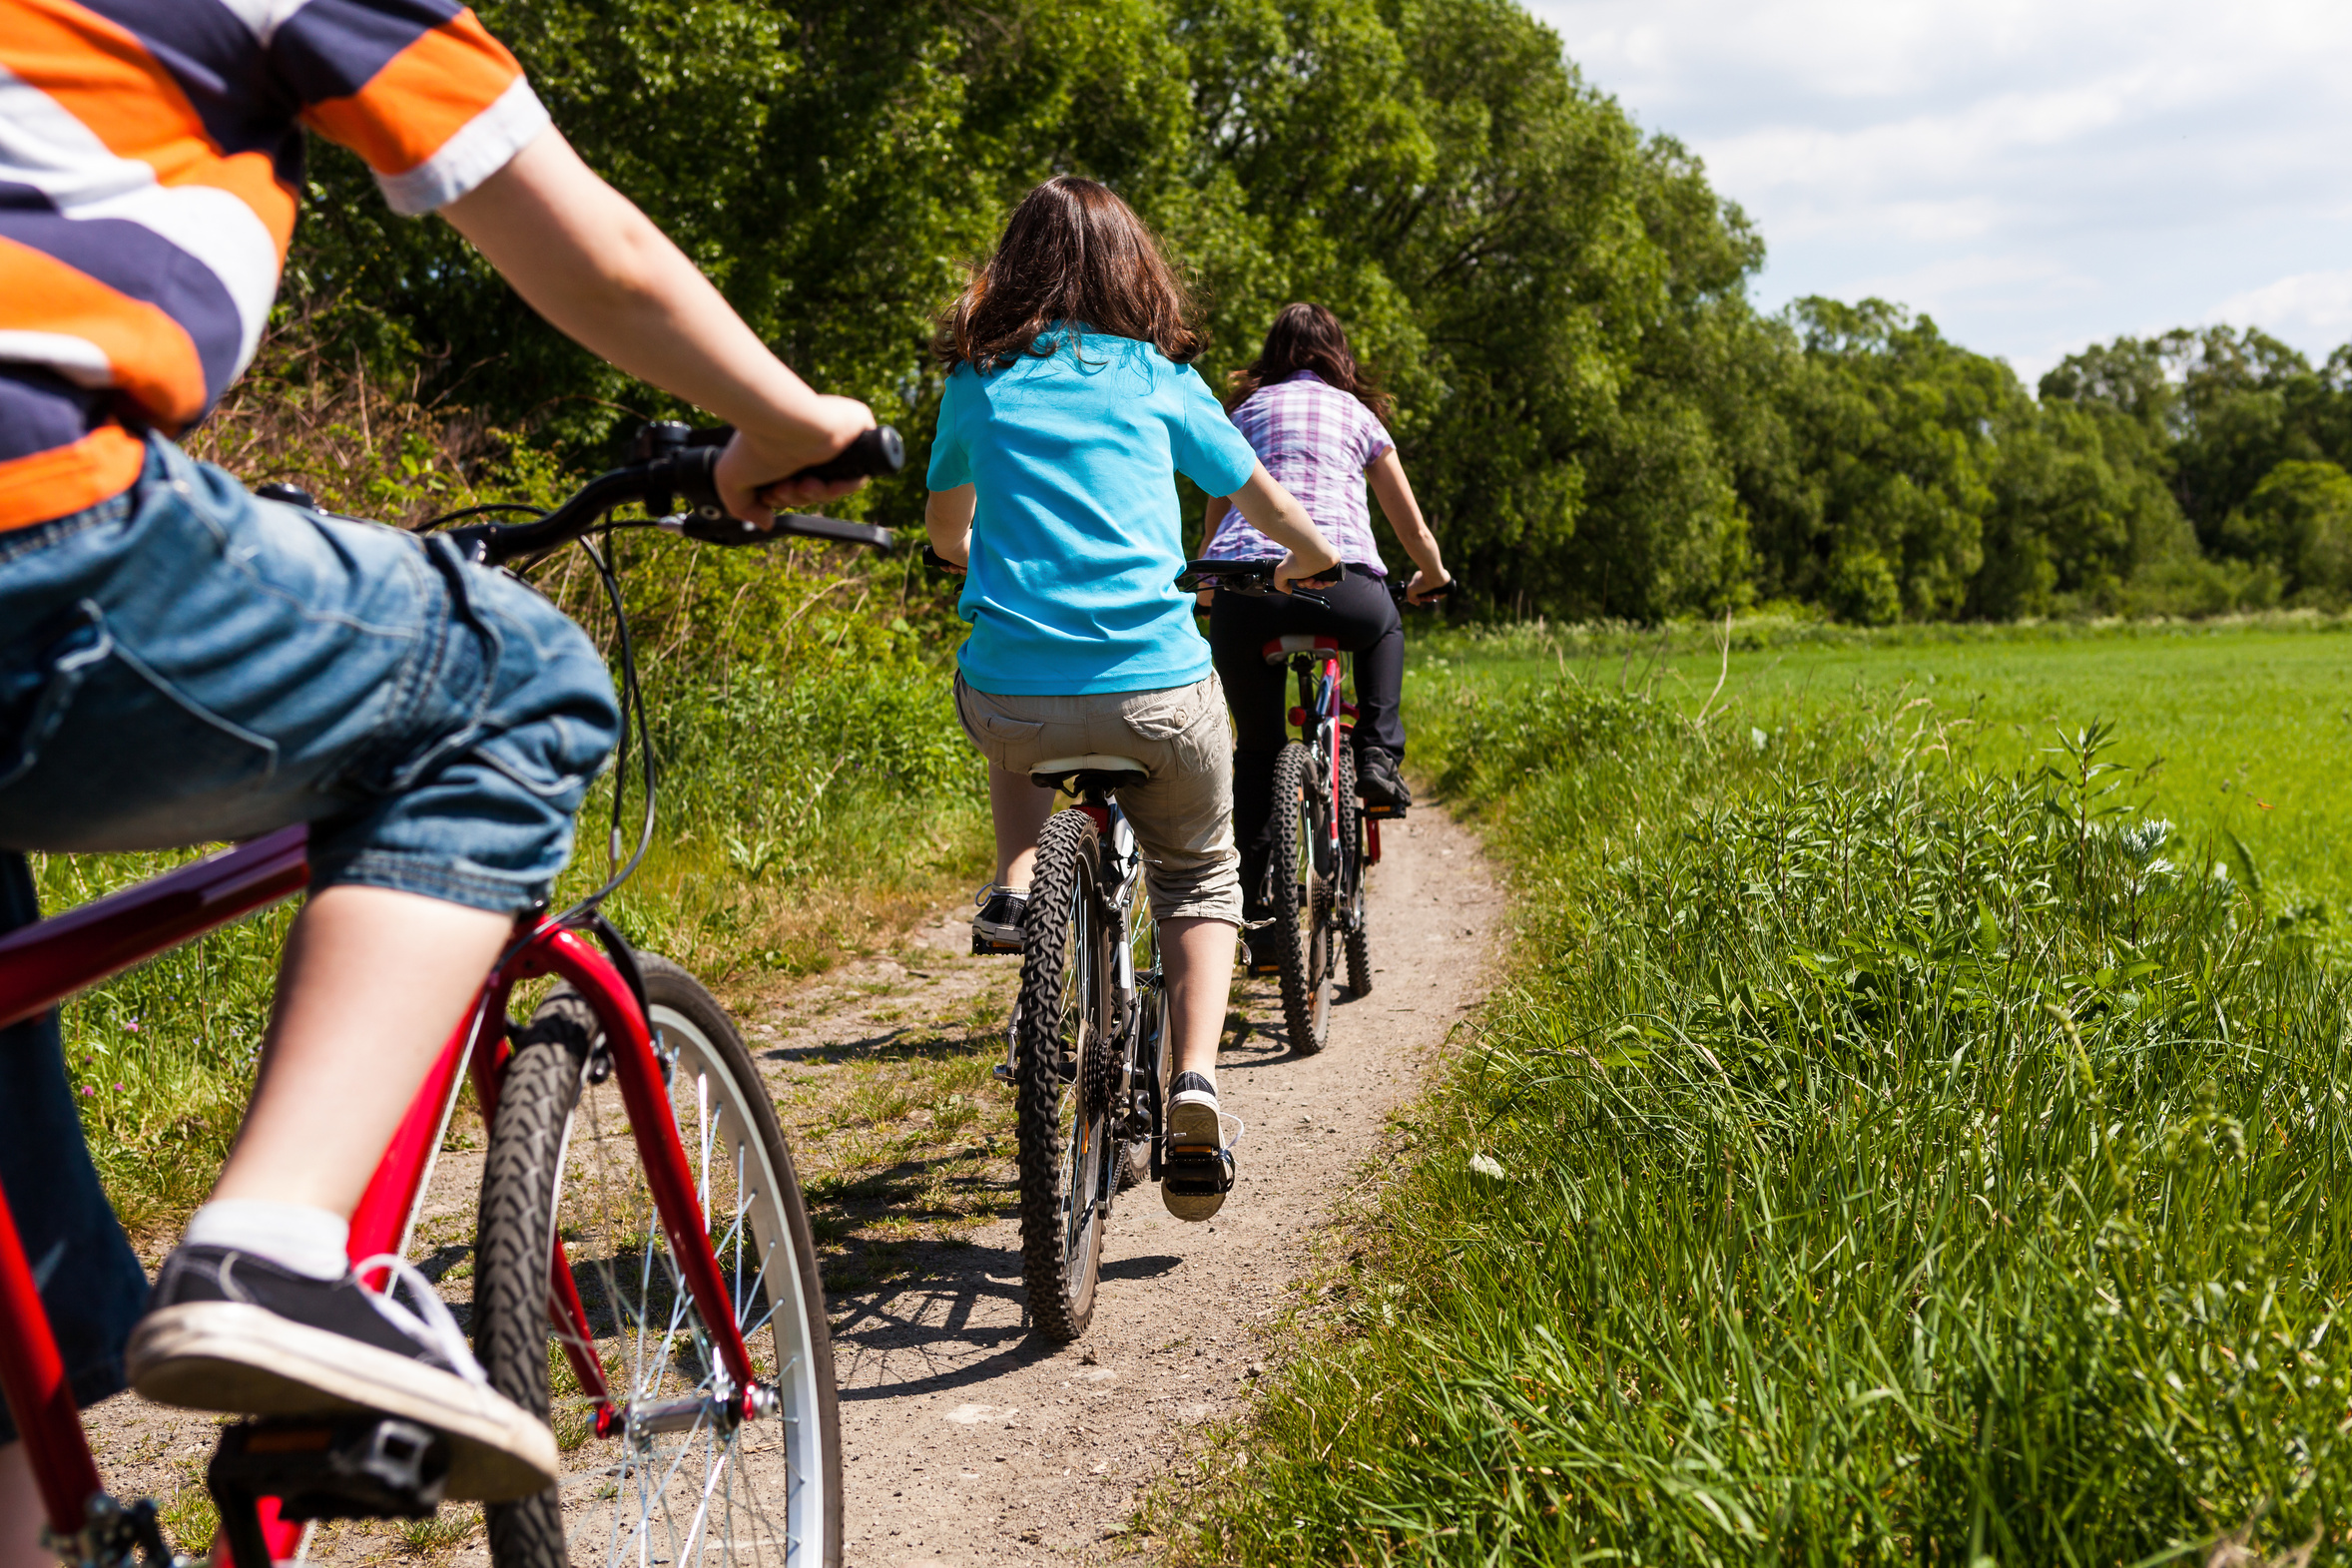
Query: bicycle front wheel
476 954 840 1568
1270 743 1335 1053
1015 806 1116 1341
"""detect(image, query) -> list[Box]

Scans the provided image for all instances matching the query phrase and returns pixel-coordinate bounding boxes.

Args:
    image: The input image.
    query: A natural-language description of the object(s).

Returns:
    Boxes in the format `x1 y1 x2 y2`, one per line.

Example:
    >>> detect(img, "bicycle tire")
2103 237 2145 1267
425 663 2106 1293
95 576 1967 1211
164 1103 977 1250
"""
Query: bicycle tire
1270 743 1334 1054
476 954 841 1568
1340 747 1373 997
1113 933 1165 1194
1015 807 1117 1341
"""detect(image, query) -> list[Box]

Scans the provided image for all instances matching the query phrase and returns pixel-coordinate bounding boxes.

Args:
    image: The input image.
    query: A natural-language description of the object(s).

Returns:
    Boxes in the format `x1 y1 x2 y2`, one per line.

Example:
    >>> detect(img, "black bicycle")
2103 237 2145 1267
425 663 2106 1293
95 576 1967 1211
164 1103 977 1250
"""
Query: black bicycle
1008 760 1231 1340
1177 558 1448 1053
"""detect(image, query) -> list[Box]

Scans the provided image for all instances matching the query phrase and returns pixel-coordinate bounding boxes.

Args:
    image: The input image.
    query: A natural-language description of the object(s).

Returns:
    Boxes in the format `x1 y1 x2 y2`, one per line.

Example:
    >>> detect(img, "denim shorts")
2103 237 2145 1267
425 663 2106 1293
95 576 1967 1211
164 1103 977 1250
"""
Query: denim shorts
0 434 619 1437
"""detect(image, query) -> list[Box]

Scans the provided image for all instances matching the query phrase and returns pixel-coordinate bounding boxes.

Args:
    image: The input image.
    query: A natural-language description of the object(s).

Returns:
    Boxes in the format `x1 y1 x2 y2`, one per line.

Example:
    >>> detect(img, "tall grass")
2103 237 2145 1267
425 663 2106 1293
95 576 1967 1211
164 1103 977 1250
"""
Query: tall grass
1180 679 2351 1564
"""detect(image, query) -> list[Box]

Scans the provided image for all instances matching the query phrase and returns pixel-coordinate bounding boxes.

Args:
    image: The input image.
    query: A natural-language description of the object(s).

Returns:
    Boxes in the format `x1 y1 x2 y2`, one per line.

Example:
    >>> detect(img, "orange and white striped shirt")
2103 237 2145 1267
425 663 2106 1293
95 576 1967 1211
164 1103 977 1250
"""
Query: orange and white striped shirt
0 0 548 529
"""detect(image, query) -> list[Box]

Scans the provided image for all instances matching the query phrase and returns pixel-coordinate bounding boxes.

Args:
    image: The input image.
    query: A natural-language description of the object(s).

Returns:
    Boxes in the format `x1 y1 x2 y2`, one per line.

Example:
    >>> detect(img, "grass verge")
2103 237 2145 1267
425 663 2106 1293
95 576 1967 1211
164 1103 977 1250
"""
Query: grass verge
1170 675 2351 1563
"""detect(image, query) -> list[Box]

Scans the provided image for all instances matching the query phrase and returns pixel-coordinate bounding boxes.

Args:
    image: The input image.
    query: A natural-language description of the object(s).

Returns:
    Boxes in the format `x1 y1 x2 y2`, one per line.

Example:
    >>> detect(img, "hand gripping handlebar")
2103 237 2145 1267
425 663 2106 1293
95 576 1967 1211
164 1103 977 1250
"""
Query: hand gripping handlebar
444 422 904 568
1176 557 1339 607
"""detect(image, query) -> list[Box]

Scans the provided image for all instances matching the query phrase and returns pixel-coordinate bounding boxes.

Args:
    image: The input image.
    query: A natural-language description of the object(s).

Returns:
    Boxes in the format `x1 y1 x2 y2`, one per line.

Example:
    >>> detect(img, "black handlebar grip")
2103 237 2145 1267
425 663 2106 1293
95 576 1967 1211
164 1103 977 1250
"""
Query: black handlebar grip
922 544 965 575
785 426 904 485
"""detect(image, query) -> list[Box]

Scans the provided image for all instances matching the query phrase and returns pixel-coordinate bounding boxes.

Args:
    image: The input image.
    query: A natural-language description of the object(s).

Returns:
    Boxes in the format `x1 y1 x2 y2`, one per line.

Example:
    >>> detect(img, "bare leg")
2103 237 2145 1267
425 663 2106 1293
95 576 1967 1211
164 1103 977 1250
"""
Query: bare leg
0 1443 47 1568
987 764 1056 892
211 885 511 1214
1161 917 1237 1085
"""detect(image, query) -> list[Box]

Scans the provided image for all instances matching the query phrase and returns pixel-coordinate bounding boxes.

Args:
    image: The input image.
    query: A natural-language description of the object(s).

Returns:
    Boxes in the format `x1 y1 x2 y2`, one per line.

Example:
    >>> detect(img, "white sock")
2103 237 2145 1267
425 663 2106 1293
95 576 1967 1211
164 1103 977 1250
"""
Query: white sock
184 1200 349 1282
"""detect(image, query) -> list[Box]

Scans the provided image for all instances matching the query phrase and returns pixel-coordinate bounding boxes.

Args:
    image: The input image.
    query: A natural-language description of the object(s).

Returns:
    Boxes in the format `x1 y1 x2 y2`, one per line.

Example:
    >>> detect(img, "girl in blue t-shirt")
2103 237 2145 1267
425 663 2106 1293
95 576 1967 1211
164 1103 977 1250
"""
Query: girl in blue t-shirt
925 176 1338 1219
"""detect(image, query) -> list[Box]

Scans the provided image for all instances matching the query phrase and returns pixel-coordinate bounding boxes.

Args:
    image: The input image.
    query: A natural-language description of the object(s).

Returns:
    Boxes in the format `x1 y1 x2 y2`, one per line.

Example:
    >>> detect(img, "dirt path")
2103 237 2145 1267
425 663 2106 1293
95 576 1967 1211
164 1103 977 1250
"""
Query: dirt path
822 806 1501 1566
78 805 1501 1561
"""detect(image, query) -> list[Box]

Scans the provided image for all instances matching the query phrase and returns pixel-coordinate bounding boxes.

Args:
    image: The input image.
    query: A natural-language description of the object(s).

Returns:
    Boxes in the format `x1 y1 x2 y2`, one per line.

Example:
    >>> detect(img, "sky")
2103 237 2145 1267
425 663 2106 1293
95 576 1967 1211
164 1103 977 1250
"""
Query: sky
1519 0 2352 384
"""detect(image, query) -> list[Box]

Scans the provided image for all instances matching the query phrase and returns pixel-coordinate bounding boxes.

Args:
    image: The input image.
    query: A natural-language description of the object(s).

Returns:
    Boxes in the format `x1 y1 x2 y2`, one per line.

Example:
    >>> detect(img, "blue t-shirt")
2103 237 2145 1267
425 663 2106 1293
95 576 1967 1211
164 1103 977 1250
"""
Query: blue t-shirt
926 326 1260 696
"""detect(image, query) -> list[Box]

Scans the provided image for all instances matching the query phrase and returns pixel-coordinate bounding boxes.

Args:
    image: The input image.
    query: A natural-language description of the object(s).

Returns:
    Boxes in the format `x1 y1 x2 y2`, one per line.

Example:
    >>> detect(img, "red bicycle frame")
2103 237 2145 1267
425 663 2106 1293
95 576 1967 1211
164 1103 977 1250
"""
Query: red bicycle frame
0 826 754 1562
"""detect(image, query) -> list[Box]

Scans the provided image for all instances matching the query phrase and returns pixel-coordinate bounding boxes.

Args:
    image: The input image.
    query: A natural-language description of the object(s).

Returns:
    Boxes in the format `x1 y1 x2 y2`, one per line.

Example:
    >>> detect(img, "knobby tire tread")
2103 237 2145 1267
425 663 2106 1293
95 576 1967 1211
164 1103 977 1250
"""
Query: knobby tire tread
1270 743 1331 1054
1016 808 1105 1342
1341 747 1373 997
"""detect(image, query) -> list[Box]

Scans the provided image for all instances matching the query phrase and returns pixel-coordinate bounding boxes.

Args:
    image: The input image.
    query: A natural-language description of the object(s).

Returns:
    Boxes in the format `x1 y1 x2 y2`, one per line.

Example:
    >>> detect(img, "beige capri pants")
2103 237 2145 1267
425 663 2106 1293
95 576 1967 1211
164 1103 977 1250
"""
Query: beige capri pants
954 673 1243 926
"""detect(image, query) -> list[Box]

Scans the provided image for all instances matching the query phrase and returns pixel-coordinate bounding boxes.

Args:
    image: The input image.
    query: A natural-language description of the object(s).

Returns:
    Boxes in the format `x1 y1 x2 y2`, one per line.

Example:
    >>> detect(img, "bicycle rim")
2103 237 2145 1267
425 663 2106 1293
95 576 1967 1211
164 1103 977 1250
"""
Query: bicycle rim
1015 808 1112 1341
479 956 839 1567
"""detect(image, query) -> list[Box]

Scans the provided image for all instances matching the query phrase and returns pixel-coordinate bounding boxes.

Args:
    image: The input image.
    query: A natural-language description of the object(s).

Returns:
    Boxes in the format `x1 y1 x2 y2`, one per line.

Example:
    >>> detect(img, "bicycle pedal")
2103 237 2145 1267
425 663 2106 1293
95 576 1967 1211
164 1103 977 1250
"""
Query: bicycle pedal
210 1414 451 1522
1362 803 1407 819
971 931 1022 955
992 1062 1016 1084
1163 1145 1236 1198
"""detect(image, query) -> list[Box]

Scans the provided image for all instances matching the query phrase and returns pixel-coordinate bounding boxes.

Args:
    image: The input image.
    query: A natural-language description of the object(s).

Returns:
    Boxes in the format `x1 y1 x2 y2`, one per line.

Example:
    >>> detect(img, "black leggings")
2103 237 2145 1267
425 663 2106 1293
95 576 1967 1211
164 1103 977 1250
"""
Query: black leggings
1207 565 1404 917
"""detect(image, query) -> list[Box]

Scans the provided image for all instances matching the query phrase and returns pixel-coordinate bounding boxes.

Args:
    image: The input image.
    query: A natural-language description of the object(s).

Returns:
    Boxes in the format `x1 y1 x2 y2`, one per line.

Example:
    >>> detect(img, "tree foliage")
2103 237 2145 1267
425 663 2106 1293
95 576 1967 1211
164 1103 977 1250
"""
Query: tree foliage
282 0 2352 622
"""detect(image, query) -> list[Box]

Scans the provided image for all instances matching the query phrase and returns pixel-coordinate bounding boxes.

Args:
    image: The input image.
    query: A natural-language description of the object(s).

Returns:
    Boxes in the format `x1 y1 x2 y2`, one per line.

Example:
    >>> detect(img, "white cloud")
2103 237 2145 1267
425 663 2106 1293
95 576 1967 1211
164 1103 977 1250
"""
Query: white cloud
1521 0 2352 378
2214 270 2352 354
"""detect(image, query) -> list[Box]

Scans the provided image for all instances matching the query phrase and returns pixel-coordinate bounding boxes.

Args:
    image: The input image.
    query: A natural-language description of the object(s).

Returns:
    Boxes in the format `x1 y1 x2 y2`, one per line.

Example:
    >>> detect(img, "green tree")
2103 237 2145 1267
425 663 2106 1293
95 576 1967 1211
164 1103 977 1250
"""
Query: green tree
2223 459 2352 606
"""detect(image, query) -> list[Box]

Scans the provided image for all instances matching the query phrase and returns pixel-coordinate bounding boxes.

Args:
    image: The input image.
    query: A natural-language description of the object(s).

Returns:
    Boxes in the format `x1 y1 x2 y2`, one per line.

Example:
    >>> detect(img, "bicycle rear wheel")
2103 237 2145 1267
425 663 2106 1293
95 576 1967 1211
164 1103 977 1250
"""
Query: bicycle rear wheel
1015 807 1116 1341
1270 743 1335 1053
476 954 840 1568
1340 746 1373 997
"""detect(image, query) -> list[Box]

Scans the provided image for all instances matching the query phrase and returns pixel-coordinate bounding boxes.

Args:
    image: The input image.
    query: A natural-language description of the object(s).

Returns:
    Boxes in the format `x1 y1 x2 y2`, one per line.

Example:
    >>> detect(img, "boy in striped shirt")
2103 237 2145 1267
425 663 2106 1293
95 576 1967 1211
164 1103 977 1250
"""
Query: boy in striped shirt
0 0 874 1527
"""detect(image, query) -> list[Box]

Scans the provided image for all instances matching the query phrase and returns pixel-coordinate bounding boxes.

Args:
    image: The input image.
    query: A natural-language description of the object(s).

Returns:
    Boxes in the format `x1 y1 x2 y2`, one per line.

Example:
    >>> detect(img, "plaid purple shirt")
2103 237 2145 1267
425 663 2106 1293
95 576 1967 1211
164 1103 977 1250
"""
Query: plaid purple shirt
1202 369 1396 574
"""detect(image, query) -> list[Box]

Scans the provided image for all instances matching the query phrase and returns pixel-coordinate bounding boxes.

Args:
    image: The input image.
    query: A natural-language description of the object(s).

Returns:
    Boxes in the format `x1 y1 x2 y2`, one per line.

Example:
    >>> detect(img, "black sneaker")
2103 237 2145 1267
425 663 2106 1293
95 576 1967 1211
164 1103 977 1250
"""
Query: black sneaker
971 884 1027 953
127 1245 557 1502
1357 747 1412 810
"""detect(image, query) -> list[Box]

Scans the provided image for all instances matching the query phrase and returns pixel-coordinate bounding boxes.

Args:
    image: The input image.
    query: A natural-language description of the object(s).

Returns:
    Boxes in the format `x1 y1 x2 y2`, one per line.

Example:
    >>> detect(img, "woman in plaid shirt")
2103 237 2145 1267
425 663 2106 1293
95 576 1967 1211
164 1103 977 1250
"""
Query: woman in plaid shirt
1200 303 1450 973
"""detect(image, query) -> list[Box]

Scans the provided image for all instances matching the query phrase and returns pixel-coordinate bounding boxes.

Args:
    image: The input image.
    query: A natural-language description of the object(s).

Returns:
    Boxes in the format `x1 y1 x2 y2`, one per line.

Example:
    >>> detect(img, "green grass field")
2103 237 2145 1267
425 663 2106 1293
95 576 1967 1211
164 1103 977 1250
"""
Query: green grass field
1172 619 2352 1565
1418 615 2352 926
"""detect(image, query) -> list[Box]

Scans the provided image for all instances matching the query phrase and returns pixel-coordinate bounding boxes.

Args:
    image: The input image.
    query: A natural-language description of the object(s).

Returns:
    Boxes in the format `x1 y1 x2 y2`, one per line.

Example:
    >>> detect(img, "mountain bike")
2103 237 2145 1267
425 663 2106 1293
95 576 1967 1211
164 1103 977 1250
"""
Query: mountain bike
1007 756 1237 1341
0 419 900 1568
1175 559 1448 1054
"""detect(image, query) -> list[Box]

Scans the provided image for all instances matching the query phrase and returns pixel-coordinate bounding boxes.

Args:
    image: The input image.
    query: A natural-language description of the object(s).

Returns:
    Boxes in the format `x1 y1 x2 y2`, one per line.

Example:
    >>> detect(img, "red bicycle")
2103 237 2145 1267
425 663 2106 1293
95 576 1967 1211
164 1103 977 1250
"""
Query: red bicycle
1176 558 1447 1052
0 421 898 1568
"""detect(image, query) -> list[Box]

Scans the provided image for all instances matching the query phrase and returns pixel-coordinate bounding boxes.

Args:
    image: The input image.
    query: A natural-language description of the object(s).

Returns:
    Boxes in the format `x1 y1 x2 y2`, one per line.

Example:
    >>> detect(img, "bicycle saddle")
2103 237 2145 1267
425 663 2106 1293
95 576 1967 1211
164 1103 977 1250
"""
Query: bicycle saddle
1029 755 1149 793
1262 634 1341 666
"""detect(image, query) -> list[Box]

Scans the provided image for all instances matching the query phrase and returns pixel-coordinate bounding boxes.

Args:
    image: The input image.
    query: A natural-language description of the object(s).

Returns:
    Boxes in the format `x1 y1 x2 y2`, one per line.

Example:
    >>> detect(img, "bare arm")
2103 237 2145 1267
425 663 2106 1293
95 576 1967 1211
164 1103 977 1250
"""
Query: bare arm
440 132 874 525
925 484 976 567
1223 463 1339 593
1365 449 1449 603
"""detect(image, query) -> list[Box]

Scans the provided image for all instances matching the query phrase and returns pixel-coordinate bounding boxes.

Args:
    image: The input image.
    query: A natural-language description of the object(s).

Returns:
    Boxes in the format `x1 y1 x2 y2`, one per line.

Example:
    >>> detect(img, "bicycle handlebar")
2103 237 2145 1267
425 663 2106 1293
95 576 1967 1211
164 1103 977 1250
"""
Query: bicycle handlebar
1390 575 1454 607
445 422 903 567
1174 557 1337 606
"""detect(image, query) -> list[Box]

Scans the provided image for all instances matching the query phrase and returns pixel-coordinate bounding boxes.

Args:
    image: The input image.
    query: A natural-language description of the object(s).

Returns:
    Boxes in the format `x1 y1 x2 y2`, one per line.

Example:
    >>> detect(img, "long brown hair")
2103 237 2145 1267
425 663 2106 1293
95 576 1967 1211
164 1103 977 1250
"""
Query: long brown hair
935 177 1204 372
1227 302 1393 421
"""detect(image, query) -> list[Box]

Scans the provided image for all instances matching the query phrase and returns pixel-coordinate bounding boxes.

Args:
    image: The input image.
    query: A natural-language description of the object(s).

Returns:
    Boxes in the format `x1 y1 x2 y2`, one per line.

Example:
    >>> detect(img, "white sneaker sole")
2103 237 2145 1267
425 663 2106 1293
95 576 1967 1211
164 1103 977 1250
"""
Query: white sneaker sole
127 1302 558 1502
1168 1096 1222 1149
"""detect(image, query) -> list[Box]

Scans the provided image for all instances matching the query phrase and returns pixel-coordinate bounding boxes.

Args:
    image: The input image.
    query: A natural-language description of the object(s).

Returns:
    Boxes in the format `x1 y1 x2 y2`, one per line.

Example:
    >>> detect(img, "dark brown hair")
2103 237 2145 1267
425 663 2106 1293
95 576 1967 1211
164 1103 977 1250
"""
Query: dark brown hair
935 177 1203 372
1227 302 1393 421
